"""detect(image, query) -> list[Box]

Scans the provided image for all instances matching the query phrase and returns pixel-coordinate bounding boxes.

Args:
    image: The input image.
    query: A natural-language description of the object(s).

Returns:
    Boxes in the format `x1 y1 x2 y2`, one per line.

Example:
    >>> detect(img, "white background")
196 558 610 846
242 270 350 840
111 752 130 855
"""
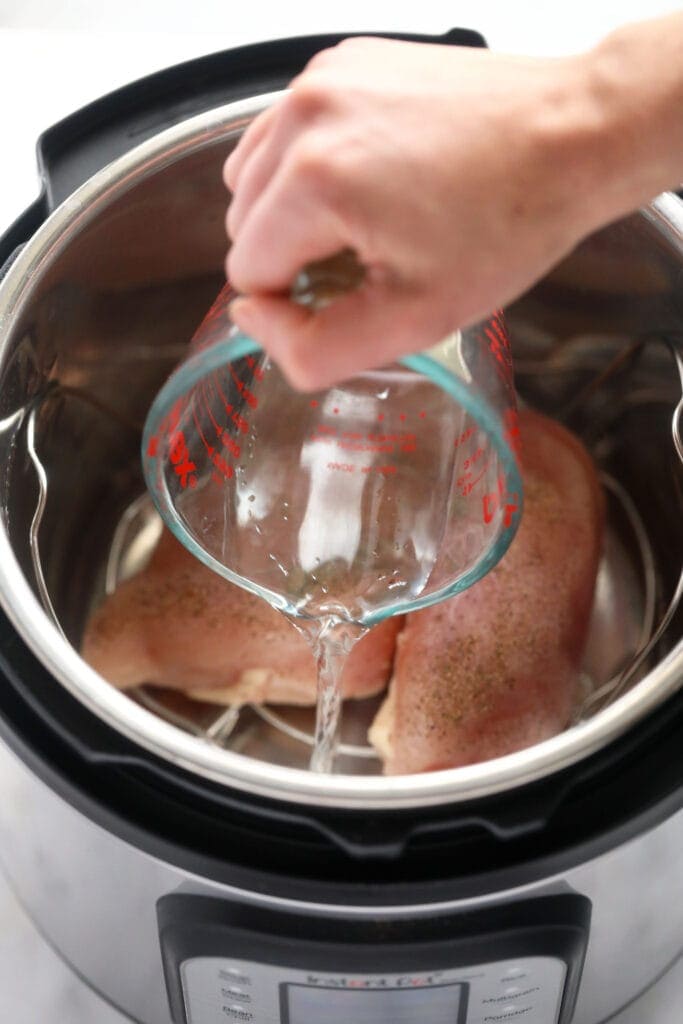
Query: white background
0 1 681 1021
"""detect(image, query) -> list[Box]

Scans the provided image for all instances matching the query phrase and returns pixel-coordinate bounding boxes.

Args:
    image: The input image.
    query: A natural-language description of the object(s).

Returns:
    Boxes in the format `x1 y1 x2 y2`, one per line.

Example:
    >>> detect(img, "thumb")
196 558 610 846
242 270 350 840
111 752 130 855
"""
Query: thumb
230 286 439 392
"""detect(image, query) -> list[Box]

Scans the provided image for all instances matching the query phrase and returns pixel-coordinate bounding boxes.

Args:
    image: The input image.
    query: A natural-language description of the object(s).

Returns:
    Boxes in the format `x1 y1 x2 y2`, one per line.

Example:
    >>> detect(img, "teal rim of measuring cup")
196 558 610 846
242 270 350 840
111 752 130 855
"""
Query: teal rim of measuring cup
141 330 524 626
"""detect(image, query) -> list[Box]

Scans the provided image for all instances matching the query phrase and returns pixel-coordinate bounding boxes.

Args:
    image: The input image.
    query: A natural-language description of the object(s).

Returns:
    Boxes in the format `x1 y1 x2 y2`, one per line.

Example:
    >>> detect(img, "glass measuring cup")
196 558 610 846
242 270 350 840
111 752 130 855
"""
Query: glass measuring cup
142 282 522 627
141 279 523 771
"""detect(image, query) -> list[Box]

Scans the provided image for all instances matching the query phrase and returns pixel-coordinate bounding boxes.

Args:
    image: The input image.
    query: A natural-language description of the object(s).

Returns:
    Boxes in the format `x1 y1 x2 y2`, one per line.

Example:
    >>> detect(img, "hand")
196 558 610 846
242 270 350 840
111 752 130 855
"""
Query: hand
223 36 619 390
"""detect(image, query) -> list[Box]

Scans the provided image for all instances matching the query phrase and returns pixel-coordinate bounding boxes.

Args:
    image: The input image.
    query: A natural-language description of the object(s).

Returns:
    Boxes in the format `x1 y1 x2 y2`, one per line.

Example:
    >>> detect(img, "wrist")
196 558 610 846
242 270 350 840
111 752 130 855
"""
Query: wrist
503 53 625 247
577 17 683 224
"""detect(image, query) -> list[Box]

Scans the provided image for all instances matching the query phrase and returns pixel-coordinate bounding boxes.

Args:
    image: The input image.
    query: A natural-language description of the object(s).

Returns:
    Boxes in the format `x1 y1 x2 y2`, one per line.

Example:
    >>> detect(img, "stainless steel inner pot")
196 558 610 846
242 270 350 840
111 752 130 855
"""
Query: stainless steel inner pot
0 93 681 809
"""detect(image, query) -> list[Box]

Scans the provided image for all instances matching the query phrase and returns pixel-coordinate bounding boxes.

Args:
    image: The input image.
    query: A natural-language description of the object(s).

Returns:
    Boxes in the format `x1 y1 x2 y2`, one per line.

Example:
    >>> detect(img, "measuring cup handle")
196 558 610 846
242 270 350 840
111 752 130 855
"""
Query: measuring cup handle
290 248 366 310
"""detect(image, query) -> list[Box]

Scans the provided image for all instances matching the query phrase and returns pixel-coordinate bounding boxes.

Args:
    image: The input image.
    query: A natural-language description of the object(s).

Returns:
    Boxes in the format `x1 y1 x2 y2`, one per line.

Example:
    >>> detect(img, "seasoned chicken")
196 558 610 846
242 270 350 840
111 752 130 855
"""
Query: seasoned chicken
82 528 401 705
369 409 603 773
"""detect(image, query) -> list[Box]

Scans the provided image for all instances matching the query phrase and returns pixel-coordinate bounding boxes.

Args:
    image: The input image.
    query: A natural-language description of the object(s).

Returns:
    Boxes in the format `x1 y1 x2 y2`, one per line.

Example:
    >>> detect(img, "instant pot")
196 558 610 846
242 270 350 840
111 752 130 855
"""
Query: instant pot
0 28 681 1024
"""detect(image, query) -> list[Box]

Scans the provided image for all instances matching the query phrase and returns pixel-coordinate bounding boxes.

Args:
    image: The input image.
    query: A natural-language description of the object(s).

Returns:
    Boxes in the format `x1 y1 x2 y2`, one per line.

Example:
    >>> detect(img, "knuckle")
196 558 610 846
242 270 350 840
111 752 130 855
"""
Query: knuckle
290 137 335 189
329 136 364 179
304 44 339 73
288 138 363 225
335 35 375 55
335 35 363 53
286 75 331 119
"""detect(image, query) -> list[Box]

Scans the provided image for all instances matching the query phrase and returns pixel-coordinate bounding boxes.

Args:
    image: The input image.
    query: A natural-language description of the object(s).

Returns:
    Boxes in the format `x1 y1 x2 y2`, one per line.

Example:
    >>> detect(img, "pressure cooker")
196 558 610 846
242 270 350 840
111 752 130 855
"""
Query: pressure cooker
0 28 681 1024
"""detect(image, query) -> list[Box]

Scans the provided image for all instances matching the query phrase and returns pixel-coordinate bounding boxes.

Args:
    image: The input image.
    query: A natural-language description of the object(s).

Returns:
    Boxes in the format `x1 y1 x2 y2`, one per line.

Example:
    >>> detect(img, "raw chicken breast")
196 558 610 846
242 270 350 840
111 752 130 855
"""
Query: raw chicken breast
369 409 603 774
82 528 401 705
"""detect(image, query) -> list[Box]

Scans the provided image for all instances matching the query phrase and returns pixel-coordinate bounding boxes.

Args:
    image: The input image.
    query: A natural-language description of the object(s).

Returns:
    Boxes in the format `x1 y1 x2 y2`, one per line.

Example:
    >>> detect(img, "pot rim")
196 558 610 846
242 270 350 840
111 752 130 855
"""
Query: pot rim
0 92 681 810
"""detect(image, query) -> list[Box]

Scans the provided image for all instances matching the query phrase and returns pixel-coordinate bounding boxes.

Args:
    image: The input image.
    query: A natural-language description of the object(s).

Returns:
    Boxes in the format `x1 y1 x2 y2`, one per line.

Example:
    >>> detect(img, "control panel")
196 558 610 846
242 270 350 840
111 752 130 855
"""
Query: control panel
181 953 566 1024
158 892 590 1024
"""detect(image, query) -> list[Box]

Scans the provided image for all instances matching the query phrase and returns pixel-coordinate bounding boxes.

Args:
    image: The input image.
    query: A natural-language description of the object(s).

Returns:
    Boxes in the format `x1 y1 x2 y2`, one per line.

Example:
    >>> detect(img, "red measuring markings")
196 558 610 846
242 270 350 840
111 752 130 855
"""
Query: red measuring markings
168 430 198 489
483 475 519 528
457 447 491 497
243 354 265 382
147 397 183 461
503 407 522 456
211 372 250 434
328 461 396 474
201 379 223 438
454 426 475 449
147 351 266 493
484 313 512 371
203 379 242 458
463 445 485 472
458 465 491 497
191 405 234 482
481 311 517 405
228 363 258 410
222 434 241 458
200 354 267 482
309 424 414 459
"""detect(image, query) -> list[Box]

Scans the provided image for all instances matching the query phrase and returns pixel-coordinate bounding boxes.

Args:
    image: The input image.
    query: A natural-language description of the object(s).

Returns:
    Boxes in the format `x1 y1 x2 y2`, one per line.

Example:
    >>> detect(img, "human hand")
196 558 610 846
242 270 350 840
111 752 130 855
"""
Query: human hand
223 36 626 390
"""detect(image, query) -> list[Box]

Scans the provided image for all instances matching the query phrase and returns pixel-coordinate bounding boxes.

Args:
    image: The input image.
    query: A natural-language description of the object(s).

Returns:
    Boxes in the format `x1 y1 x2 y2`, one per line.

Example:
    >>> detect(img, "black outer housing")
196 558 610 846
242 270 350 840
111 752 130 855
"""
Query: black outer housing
0 28 681 904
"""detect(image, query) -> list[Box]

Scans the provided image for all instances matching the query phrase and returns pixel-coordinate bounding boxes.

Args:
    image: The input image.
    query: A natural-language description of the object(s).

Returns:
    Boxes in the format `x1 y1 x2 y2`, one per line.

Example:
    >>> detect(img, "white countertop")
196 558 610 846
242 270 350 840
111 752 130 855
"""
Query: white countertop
0 2 681 1021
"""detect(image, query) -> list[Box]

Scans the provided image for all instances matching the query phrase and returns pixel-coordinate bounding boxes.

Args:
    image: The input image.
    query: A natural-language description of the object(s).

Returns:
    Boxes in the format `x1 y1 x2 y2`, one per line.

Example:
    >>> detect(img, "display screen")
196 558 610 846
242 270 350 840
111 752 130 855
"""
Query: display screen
282 982 467 1024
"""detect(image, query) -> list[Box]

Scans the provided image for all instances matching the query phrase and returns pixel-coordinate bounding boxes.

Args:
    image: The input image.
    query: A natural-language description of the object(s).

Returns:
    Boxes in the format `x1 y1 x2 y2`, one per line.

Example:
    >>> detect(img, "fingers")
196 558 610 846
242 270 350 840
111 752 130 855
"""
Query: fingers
226 98 315 243
226 157 350 295
223 103 279 193
222 38 365 198
225 77 340 241
226 133 279 243
230 283 441 392
224 82 353 293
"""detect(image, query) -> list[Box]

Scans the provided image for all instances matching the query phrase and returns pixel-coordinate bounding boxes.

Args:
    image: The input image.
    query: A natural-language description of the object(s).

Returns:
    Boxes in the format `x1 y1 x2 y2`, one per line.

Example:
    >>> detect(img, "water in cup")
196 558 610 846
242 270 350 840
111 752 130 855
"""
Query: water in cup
143 284 522 771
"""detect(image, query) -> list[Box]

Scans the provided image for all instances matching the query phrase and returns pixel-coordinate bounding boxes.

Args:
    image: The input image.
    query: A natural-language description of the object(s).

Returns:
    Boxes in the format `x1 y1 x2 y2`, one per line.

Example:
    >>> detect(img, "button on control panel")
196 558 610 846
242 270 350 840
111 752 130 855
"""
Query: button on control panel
222 987 251 1003
220 969 251 986
502 968 527 981
181 955 566 1024
221 1007 253 1022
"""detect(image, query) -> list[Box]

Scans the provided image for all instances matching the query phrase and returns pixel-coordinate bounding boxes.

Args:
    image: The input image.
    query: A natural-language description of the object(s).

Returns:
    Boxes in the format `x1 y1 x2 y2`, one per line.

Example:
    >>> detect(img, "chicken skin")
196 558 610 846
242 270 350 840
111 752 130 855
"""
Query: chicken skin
82 528 401 705
369 408 603 773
